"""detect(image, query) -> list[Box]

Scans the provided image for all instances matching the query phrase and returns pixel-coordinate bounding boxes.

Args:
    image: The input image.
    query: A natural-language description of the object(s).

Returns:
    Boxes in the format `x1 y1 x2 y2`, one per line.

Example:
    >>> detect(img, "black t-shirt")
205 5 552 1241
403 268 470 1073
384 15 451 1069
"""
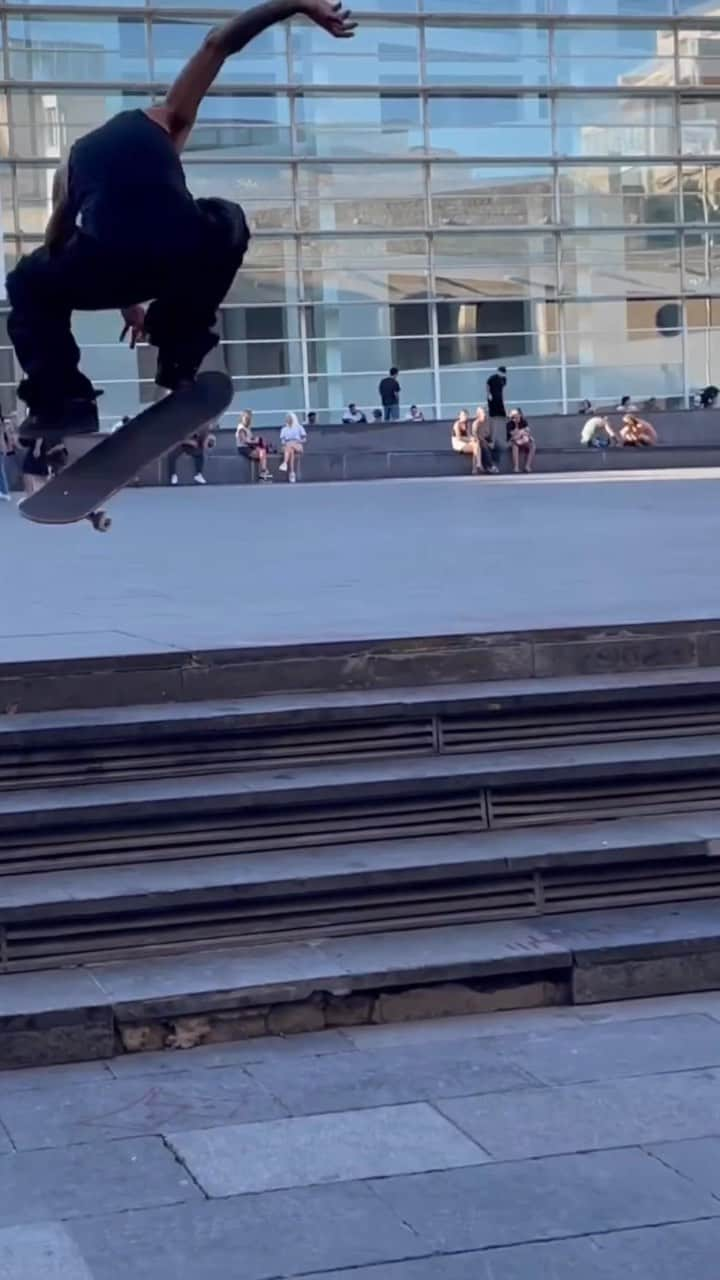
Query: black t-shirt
68 109 203 251
379 376 400 406
487 373 507 402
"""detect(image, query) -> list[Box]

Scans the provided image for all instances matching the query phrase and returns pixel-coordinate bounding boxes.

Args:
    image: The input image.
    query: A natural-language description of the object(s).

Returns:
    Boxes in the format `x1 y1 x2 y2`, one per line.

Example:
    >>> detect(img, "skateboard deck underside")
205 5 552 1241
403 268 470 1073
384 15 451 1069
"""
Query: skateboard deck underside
19 372 233 526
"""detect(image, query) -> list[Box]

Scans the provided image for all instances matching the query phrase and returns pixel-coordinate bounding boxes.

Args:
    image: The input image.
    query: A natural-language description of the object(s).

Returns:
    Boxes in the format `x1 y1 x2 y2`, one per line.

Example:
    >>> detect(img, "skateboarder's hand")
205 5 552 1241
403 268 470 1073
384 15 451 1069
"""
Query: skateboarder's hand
119 305 147 350
299 1 356 38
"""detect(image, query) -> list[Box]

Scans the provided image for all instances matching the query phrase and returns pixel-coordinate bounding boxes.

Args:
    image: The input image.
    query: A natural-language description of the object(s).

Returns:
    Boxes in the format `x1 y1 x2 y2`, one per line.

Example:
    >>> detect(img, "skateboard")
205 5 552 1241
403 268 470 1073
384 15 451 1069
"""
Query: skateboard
19 372 233 532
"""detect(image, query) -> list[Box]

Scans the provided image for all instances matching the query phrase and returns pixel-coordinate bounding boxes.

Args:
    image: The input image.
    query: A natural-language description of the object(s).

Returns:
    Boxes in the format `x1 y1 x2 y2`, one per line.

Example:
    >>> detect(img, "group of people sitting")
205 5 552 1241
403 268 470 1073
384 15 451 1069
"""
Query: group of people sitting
451 407 536 475
581 412 658 449
235 410 307 483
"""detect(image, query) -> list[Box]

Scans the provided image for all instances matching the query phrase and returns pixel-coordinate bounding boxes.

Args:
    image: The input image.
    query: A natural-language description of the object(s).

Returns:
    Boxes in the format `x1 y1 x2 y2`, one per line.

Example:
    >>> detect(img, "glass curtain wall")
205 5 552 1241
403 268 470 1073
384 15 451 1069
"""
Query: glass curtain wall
1 0 720 423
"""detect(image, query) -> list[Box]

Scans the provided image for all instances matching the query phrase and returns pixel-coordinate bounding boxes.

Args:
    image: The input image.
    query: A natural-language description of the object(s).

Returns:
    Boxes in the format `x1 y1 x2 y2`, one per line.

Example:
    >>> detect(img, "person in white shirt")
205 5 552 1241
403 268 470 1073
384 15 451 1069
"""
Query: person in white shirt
342 403 367 424
279 412 307 483
406 405 425 422
581 414 616 448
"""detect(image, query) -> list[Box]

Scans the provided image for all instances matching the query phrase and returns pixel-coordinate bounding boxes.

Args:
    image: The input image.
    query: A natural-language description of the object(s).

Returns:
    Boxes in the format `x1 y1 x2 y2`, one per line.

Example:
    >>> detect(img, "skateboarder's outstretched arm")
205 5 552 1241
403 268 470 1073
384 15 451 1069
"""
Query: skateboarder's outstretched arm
147 0 356 151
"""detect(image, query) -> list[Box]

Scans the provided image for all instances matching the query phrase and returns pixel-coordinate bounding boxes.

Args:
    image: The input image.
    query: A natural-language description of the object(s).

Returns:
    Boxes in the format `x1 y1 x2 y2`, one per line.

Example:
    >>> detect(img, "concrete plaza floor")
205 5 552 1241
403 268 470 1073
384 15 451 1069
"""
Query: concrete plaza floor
2 992 720 1277
3 469 720 663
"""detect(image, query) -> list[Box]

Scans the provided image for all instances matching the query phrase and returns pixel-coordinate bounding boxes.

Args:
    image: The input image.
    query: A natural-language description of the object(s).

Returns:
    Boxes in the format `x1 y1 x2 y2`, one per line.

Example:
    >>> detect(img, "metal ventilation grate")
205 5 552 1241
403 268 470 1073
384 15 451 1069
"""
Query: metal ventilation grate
0 717 435 792
488 773 720 828
4 852 720 972
0 788 488 875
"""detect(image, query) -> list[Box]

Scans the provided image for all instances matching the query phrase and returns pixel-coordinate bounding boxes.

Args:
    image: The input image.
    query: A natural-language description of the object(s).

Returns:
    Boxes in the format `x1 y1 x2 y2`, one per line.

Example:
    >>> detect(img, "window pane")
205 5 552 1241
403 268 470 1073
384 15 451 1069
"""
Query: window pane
184 96 291 160
8 89 146 160
291 21 419 86
301 236 430 304
438 298 560 369
555 96 675 157
297 163 425 232
682 164 720 222
8 16 148 83
684 229 720 291
425 0 549 11
563 299 683 368
424 26 549 86
553 25 675 87
678 29 720 86
295 95 423 158
440 366 562 416
560 231 681 295
554 0 672 13
431 163 553 228
305 301 431 340
434 233 557 299
229 236 298 306
184 163 294 231
152 20 287 86
428 96 551 159
681 96 720 153
307 335 430 375
559 164 678 226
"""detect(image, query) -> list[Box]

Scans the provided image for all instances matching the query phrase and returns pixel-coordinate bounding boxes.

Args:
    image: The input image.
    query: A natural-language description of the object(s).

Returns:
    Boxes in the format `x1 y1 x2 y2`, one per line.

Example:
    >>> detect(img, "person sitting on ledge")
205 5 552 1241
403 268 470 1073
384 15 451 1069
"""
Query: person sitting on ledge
451 409 482 473
507 408 536 474
406 404 425 422
620 414 657 447
342 402 367 424
472 406 502 474
581 414 616 449
235 408 272 481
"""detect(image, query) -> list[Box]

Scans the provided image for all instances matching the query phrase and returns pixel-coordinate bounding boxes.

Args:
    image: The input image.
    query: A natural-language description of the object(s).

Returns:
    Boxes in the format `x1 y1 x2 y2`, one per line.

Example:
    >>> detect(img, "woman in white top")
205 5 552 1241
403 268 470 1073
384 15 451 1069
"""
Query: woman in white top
279 412 307 483
235 408 272 481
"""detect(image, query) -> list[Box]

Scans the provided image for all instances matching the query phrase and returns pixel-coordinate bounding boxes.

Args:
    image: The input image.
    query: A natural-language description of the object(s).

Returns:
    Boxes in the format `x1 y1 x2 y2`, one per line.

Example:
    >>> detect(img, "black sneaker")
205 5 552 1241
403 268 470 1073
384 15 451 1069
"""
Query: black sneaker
18 397 100 443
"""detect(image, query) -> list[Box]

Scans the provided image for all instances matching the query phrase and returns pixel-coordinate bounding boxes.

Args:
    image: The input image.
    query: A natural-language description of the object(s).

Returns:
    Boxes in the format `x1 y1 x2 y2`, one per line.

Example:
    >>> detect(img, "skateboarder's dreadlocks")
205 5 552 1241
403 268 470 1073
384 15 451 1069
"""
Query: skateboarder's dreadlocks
7 0 356 437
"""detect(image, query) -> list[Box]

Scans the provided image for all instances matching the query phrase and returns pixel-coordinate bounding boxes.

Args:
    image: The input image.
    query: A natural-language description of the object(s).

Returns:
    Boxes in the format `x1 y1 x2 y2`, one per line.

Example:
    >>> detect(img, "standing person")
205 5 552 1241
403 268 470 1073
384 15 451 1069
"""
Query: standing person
487 366 508 419
279 412 307 483
236 408 272 480
5 0 356 442
168 423 215 485
379 367 401 421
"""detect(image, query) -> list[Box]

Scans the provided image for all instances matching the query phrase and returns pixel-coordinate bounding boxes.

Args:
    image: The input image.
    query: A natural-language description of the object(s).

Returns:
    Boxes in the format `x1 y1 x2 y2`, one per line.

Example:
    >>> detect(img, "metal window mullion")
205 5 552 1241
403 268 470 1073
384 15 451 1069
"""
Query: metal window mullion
428 232 441 418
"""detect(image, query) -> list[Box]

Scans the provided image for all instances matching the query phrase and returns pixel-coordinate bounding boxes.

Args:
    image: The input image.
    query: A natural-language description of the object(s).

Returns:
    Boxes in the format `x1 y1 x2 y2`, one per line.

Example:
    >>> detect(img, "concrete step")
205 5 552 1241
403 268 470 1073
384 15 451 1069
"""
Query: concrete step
4 900 720 1068
5 737 720 876
5 667 720 792
3 617 719 715
2 815 720 972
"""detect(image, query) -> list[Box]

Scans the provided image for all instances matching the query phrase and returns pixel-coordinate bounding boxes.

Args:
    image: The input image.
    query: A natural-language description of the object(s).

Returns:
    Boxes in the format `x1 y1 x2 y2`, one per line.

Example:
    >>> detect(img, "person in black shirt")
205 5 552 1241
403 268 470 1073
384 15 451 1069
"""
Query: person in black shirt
7 0 356 439
379 367 401 421
487 366 508 419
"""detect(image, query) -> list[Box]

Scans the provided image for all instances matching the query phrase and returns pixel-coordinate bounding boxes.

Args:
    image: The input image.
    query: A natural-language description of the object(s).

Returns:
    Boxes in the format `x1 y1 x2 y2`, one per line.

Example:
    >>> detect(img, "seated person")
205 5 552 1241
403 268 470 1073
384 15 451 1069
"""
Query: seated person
235 408 272 481
451 409 481 472
342 402 367 424
581 414 616 448
279 411 306 483
700 385 719 409
472 406 501 473
620 414 657 447
506 408 536 474
406 404 425 422
371 408 384 422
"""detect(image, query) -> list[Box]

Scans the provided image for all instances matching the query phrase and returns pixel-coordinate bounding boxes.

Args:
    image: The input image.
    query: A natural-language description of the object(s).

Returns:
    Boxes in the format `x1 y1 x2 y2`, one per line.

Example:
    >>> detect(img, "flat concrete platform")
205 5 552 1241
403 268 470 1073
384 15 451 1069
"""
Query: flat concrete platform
3 470 720 664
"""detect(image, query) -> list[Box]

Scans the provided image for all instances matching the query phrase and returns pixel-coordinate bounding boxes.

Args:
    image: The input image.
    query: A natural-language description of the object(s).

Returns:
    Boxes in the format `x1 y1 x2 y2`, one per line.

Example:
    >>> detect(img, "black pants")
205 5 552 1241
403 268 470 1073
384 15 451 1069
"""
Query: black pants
6 199 248 414
168 443 204 476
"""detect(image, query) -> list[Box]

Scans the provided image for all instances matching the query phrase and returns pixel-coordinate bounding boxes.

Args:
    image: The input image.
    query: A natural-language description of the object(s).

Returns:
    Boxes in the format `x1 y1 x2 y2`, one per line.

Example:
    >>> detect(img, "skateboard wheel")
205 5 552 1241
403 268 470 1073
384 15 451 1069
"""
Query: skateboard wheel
89 511 112 532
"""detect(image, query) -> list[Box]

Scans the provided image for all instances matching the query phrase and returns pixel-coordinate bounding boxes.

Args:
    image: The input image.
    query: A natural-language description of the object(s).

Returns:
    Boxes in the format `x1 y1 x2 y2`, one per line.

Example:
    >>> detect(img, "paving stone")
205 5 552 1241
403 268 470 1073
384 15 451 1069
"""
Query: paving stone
168 1102 487 1196
344 1007 584 1050
68 1181 426 1280
0 1065 285 1150
0 1223 94 1279
437 1069 720 1160
0 1136 199 1226
576 993 720 1024
649 1136 720 1198
492 1014 720 1084
369 1148 717 1252
301 1219 720 1279
0 1060 114 1094
0 1121 13 1156
245 1039 536 1116
107 1030 353 1077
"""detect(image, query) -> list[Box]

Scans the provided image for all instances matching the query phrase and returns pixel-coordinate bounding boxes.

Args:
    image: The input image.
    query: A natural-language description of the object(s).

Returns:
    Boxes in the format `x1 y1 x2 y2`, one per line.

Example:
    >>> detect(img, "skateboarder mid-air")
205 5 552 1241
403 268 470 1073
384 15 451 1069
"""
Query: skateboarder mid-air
7 0 356 438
